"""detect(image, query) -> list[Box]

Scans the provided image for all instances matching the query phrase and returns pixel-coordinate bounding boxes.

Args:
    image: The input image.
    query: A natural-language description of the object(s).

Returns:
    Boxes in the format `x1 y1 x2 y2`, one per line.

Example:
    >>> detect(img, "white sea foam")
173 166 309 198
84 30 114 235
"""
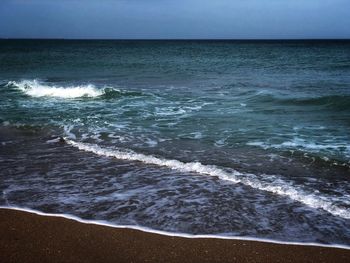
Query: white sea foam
8 80 106 98
46 137 62 144
65 139 350 220
63 125 77 139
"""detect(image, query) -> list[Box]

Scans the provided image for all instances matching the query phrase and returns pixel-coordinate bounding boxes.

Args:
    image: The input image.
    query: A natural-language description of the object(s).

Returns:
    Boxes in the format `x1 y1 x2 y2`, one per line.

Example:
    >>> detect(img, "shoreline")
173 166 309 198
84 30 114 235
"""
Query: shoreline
1 206 350 250
1 208 350 263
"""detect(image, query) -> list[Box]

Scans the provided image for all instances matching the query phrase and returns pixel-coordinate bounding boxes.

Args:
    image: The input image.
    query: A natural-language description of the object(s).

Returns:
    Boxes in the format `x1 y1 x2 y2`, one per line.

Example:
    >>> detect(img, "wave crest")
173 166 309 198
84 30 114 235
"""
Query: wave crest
7 80 123 99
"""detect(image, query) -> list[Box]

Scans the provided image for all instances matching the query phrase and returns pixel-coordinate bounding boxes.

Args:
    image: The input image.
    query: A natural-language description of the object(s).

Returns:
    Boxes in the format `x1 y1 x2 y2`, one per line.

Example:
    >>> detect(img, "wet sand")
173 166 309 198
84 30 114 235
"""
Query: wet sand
1 208 349 263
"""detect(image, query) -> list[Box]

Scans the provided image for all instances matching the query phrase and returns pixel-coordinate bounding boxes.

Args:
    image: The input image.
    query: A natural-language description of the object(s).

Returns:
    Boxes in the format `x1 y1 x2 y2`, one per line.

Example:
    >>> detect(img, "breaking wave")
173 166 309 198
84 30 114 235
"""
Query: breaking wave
6 80 135 99
65 138 350 220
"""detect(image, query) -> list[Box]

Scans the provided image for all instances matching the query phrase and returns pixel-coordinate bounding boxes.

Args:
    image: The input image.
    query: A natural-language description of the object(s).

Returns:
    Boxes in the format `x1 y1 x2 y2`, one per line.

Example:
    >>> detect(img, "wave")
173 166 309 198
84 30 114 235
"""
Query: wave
6 80 134 99
247 91 350 111
282 95 350 110
65 139 350 220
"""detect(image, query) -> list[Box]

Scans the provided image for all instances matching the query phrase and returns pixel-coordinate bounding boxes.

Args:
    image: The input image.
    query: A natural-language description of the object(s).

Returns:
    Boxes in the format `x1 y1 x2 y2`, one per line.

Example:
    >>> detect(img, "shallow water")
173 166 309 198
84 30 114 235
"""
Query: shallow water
0 40 350 245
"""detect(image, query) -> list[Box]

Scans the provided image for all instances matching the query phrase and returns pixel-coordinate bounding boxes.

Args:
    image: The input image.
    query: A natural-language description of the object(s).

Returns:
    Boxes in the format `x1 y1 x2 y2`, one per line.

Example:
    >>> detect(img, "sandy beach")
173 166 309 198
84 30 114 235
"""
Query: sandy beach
0 208 349 263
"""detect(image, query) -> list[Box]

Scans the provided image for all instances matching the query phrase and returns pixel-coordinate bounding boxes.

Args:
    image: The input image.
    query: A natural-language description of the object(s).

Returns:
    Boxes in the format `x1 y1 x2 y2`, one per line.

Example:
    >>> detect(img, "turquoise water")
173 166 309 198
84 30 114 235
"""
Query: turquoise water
1 40 350 245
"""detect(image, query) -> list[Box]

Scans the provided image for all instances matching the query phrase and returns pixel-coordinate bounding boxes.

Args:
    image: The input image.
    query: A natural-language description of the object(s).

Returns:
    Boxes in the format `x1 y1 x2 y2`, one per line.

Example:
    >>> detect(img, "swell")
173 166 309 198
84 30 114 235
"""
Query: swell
5 80 142 99
248 92 350 111
282 95 350 110
65 138 350 220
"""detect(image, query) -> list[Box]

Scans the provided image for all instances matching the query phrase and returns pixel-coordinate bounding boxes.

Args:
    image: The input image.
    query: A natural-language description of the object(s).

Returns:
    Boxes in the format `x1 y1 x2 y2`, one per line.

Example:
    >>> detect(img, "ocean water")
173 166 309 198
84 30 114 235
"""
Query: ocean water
1 40 350 246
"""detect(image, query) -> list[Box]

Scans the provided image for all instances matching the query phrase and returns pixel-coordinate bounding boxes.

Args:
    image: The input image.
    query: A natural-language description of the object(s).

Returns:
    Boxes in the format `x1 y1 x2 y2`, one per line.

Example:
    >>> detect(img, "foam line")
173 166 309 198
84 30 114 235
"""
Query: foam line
65 139 350 220
1 206 349 250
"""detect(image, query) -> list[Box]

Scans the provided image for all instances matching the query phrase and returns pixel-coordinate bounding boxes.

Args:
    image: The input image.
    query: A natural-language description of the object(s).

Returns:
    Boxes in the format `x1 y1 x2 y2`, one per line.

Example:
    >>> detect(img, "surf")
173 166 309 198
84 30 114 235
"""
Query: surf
6 80 128 99
64 138 350 220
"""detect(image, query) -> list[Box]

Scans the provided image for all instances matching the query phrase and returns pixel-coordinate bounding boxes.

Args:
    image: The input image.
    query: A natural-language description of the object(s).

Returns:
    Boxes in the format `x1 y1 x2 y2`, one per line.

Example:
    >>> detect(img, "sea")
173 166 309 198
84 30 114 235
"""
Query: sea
0 40 349 246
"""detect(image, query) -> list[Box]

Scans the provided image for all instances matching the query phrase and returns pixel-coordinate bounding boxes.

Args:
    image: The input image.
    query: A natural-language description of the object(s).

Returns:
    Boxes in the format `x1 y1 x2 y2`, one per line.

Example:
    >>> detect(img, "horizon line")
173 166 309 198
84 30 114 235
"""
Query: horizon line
1 38 350 41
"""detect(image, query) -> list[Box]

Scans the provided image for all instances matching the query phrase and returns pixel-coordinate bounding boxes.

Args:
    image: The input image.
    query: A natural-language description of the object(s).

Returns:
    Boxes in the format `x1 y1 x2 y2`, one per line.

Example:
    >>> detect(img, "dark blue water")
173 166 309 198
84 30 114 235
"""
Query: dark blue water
0 40 350 245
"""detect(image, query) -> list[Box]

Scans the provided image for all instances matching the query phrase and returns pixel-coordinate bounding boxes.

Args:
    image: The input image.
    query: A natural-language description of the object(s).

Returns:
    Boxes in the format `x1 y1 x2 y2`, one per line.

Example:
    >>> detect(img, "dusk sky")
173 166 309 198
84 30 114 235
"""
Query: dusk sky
0 0 349 39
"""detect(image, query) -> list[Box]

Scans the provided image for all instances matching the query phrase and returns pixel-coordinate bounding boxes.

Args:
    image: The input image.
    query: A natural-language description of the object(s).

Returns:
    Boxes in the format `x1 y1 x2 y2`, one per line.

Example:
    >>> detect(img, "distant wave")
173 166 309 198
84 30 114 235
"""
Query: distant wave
282 95 350 110
248 91 350 111
65 138 350 220
6 80 137 99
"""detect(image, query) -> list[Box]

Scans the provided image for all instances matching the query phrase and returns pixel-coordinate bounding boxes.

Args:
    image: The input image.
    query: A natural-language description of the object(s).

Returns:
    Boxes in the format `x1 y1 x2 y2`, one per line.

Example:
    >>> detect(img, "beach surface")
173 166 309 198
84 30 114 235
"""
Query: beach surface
0 208 349 263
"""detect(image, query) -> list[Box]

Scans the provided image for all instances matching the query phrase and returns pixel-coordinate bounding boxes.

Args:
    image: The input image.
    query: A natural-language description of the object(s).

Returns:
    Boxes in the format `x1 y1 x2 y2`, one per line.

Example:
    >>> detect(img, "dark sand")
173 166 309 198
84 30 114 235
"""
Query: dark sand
1 208 349 263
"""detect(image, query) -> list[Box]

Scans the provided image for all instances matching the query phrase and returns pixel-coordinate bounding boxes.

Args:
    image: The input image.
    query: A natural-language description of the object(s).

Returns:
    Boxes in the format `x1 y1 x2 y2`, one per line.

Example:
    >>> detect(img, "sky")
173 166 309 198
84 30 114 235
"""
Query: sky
0 0 349 39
